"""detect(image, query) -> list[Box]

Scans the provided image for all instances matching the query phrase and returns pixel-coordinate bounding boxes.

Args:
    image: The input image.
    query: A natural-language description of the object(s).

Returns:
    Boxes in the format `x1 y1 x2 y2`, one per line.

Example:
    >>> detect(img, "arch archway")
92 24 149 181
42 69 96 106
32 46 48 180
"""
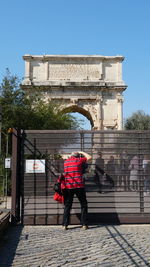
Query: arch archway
60 104 94 129
22 54 127 130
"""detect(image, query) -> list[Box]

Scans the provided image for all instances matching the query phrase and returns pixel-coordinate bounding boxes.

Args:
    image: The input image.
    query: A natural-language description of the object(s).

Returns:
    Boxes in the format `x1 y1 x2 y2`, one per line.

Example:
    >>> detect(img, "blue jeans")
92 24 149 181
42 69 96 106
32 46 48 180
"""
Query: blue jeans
62 188 88 226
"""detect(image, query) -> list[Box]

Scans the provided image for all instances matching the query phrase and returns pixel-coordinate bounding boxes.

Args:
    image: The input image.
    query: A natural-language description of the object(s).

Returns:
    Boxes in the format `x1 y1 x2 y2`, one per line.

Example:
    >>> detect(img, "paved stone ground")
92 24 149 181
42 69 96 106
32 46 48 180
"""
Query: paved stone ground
0 224 150 267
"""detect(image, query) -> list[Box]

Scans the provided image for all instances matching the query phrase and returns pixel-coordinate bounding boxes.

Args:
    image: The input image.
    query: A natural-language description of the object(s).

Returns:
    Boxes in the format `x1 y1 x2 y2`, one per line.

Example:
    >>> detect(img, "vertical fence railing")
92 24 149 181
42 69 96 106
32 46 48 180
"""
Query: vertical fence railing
20 130 25 224
11 129 21 223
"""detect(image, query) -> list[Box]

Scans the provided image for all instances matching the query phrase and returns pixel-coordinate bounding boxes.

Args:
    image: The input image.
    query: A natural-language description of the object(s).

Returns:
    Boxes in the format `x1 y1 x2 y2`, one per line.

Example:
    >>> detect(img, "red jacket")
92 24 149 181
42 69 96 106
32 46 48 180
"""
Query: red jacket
62 156 87 189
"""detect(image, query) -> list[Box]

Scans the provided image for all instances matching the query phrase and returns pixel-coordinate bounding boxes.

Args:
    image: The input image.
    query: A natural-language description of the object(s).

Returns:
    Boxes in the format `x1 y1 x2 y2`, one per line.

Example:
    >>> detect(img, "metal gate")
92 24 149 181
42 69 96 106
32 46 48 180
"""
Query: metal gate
11 129 150 225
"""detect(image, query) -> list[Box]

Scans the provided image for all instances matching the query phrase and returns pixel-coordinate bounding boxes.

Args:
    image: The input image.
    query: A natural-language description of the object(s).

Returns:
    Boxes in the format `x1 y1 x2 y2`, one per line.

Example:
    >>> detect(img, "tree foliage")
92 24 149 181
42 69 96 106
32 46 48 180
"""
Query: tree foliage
0 69 80 132
0 69 82 196
124 110 150 130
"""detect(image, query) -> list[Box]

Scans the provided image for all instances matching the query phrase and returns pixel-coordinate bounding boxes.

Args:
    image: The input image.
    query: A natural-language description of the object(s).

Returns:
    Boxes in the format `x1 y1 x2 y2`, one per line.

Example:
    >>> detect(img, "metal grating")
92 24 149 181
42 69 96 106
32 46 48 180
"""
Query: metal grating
19 130 150 224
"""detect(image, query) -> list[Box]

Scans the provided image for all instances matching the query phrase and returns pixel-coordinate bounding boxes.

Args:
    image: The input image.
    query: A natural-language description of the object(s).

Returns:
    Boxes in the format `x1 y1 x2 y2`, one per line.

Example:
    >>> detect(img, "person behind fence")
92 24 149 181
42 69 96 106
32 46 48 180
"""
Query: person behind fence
105 156 115 188
94 152 105 193
62 151 92 230
129 155 139 191
119 150 130 191
143 155 150 196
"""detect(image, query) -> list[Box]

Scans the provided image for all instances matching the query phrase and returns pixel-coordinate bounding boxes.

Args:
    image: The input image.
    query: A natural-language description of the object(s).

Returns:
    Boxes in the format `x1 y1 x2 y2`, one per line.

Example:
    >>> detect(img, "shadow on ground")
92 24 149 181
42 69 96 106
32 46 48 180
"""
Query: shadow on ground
0 224 23 267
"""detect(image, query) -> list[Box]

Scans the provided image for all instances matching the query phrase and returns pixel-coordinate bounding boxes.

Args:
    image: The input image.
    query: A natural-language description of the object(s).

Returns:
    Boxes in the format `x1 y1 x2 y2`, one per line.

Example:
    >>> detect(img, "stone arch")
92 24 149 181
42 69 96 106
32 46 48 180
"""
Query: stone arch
21 54 127 130
60 104 94 128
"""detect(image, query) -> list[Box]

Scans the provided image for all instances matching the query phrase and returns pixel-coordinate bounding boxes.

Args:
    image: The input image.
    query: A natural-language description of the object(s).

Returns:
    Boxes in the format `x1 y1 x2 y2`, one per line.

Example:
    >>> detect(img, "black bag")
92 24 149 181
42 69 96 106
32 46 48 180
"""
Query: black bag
82 162 88 174
105 174 114 188
53 182 62 195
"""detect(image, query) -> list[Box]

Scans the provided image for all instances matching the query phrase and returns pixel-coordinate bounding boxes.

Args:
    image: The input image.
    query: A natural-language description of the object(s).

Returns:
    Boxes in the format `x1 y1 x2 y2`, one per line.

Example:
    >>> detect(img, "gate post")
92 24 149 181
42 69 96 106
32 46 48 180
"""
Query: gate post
11 128 22 223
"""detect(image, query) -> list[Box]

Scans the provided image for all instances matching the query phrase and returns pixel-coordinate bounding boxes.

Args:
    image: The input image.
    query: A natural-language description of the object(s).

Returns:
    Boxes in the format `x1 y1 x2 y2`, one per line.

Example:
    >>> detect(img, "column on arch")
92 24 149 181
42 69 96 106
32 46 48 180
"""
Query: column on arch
96 96 103 130
116 92 124 130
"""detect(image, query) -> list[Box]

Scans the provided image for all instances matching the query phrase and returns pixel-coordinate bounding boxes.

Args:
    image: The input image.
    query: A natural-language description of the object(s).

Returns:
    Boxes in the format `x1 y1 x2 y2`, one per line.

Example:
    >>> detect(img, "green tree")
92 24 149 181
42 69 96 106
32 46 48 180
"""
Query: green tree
0 69 82 196
124 110 150 130
0 69 80 132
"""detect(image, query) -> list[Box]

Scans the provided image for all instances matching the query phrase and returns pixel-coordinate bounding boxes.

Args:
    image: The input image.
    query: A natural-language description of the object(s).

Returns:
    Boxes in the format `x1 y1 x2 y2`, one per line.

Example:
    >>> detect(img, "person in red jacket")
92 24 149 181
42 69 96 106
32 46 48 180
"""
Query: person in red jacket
62 151 92 230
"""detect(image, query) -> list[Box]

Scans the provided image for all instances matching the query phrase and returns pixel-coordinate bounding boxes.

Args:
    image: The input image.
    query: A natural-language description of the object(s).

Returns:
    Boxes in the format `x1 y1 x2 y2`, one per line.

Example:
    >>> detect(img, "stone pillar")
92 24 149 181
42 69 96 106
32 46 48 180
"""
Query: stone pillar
117 93 124 130
96 96 103 130
24 60 31 81
91 96 104 168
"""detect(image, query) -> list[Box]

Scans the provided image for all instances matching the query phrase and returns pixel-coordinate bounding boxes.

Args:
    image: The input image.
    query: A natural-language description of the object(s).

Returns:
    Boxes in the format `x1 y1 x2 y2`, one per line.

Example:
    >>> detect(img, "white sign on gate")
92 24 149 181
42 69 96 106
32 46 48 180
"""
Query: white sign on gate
25 159 45 173
5 158 11 168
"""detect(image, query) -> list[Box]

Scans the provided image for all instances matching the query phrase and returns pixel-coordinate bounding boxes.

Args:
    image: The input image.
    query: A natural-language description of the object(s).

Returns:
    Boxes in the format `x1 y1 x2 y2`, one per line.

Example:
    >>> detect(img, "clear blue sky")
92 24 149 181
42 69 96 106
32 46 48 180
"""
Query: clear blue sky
0 0 150 128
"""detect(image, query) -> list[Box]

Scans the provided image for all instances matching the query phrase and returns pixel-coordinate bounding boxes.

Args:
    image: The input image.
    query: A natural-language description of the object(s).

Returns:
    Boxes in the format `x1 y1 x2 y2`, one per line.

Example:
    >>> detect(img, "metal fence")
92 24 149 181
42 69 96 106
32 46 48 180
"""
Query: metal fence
0 156 10 211
12 130 150 225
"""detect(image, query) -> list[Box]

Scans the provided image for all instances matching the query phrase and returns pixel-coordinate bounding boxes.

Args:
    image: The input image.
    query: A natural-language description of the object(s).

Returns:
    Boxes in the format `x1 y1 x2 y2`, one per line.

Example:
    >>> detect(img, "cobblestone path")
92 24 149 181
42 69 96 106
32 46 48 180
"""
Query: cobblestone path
0 225 150 267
